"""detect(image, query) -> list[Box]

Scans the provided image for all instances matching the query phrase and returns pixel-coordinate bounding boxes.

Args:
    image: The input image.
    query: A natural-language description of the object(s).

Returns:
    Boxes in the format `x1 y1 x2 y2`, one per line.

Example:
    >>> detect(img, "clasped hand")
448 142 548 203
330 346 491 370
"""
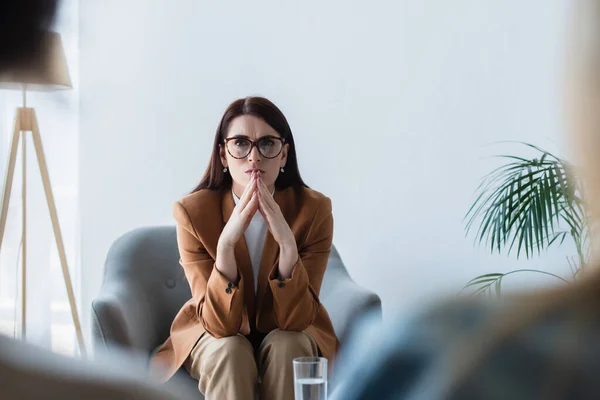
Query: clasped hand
218 172 297 279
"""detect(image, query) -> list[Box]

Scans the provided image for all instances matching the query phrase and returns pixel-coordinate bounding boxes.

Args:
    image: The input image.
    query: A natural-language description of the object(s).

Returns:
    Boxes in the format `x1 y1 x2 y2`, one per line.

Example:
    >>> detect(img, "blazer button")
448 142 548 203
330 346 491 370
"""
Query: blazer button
278 282 285 288
277 275 285 282
228 282 234 288
225 287 232 294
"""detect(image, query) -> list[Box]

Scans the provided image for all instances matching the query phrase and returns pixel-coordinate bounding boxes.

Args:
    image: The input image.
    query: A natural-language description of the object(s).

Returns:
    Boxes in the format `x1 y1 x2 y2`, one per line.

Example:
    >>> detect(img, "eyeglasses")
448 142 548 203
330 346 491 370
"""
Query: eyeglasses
224 136 285 159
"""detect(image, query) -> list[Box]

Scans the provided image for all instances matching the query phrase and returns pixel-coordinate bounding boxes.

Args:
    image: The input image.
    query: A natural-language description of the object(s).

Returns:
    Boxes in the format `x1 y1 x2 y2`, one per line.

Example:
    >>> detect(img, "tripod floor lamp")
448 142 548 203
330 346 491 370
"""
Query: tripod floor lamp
0 31 85 357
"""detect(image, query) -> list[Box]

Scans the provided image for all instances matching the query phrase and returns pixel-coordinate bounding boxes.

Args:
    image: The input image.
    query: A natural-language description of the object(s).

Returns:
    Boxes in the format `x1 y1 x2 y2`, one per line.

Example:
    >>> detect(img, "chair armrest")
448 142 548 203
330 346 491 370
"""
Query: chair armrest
92 283 158 355
320 269 382 344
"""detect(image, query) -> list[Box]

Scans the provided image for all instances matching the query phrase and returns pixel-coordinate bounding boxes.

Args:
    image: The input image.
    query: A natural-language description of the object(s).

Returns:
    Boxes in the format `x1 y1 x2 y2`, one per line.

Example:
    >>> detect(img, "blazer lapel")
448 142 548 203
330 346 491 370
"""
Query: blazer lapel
221 189 256 320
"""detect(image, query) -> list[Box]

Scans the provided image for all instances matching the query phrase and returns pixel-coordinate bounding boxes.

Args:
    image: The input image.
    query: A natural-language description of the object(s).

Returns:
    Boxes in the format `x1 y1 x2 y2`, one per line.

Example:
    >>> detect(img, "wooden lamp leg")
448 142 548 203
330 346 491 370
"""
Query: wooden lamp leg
21 127 26 340
29 110 86 357
0 108 86 356
0 111 22 337
0 111 22 255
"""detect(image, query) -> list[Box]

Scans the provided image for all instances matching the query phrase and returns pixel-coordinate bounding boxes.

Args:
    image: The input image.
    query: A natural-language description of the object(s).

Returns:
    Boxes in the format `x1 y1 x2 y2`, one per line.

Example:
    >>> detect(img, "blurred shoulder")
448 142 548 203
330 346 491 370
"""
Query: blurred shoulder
333 293 600 400
331 298 510 399
416 296 505 336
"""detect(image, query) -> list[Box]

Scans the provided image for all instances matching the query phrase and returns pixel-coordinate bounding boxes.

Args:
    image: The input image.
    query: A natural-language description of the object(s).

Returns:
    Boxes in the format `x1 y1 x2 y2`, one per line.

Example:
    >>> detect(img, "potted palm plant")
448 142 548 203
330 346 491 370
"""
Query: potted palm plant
463 143 589 296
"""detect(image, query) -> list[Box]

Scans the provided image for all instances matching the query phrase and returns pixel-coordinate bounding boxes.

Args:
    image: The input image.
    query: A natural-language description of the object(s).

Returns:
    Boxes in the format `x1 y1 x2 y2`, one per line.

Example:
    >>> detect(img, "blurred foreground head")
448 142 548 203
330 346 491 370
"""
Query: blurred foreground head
570 0 600 259
454 0 600 385
0 0 58 73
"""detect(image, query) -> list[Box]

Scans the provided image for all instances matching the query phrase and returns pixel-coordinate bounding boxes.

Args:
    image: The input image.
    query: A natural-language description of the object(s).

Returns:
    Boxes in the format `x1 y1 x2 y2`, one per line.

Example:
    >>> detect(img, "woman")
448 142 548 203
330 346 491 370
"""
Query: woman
151 96 338 400
331 1 600 399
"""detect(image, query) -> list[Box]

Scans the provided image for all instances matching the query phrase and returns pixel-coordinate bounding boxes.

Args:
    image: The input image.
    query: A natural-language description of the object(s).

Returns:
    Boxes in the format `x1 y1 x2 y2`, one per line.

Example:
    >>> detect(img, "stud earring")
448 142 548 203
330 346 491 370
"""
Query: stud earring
280 167 285 173
223 167 228 173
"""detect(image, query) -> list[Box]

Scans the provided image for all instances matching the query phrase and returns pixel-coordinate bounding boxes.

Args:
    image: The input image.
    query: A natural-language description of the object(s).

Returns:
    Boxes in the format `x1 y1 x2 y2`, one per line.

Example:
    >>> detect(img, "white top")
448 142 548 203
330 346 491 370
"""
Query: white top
233 190 269 293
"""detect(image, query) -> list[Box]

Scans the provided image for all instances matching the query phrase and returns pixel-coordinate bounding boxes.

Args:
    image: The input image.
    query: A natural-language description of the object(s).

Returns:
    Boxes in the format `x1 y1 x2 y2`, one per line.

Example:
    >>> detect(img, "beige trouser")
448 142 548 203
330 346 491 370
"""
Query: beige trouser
183 329 319 400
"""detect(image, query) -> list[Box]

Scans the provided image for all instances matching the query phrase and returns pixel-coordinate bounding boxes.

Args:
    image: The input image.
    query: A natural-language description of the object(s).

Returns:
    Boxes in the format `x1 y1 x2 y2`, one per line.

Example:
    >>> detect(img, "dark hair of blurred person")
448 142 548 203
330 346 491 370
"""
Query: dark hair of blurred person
0 0 58 73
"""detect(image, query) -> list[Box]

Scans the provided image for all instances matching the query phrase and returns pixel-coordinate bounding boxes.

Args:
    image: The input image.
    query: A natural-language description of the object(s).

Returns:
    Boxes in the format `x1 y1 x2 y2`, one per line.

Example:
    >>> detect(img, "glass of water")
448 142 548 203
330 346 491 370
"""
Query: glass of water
293 357 328 400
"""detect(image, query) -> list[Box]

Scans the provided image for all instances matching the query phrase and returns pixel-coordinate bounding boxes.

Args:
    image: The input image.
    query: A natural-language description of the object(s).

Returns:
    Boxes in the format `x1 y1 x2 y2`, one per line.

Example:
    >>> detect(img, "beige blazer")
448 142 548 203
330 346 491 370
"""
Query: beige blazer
151 185 339 382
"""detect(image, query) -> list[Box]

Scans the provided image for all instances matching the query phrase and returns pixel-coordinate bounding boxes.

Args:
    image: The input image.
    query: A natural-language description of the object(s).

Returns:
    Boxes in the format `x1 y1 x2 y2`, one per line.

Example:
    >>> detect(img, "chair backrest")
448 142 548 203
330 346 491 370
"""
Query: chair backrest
99 226 354 352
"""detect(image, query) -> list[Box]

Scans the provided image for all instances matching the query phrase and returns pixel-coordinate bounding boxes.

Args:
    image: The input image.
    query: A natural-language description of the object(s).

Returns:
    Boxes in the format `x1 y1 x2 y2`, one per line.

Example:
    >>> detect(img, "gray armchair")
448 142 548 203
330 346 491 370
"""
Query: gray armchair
92 226 381 392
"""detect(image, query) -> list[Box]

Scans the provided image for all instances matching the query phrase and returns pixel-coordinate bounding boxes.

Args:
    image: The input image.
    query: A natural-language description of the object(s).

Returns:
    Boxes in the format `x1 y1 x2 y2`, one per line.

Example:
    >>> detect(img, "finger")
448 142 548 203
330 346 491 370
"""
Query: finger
257 182 274 215
259 181 277 211
238 174 257 210
257 193 272 227
257 173 274 198
258 172 268 189
236 178 254 210
241 192 259 219
248 191 259 214
256 175 272 203
241 171 256 196
257 195 267 220
257 189 269 216
258 202 267 219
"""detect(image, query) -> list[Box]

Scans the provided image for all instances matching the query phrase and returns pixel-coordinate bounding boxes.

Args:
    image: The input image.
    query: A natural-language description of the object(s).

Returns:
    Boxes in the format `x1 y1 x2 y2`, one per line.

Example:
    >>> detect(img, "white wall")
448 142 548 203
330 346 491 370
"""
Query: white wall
79 0 573 339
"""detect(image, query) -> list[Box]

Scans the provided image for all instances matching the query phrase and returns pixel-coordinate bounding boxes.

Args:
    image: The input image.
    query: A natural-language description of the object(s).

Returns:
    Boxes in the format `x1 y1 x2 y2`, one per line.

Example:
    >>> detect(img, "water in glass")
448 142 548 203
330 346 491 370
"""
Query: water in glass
293 357 327 400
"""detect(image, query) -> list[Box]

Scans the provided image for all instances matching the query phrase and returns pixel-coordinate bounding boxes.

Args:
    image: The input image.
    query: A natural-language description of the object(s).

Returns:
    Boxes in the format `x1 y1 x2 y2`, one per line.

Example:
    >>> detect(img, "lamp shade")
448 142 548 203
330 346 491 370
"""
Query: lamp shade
0 31 71 92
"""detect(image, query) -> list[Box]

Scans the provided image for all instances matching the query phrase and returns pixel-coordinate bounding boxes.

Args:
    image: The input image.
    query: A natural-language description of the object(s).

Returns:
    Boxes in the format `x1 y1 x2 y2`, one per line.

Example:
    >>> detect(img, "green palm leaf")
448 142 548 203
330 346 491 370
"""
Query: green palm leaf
462 270 569 297
465 143 585 259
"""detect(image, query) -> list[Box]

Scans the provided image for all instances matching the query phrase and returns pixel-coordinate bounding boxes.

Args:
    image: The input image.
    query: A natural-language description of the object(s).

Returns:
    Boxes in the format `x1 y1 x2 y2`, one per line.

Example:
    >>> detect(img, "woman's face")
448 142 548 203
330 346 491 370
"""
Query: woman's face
220 115 289 197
